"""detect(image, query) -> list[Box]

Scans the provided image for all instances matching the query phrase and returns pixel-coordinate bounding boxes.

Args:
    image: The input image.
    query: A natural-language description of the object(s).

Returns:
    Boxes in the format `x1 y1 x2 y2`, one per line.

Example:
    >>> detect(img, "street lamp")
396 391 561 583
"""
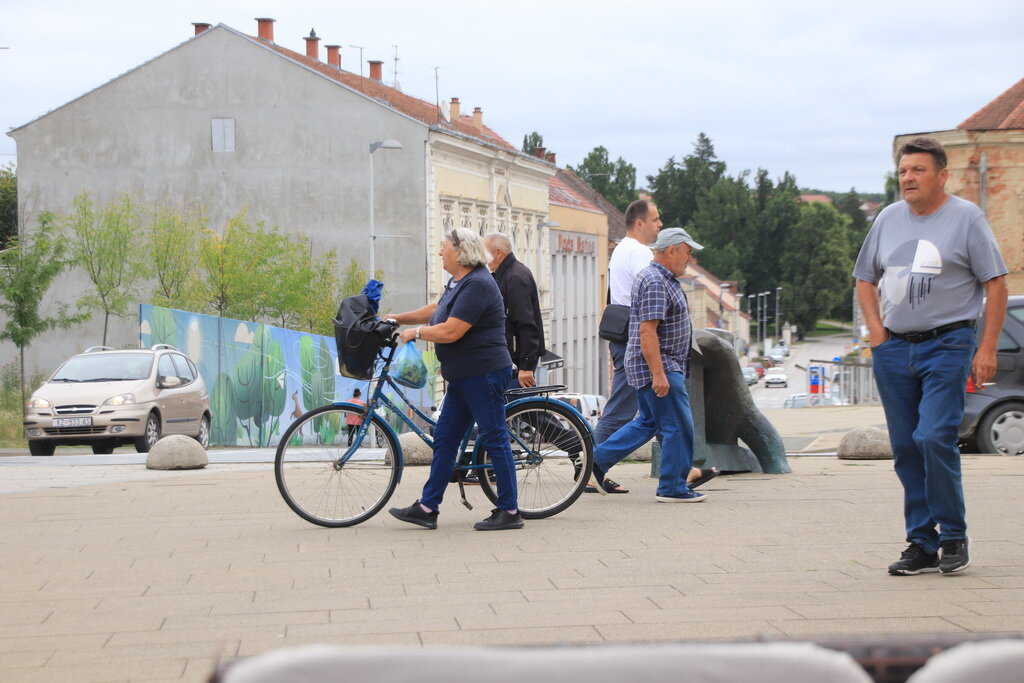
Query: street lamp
762 291 771 345
775 286 783 339
747 294 756 346
758 291 769 352
368 139 404 277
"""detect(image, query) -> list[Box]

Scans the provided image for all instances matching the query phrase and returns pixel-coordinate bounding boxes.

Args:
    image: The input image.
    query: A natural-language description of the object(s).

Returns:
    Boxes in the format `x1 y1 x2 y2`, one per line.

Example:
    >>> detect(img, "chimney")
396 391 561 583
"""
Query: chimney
472 107 483 130
533 146 547 159
449 97 461 120
368 60 383 81
325 45 341 69
192 23 212 36
304 29 320 60
255 17 275 42
545 151 557 164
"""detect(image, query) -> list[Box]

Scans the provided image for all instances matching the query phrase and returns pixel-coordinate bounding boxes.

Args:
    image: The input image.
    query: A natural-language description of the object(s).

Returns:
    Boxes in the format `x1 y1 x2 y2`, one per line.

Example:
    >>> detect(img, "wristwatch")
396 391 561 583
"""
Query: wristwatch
415 327 422 340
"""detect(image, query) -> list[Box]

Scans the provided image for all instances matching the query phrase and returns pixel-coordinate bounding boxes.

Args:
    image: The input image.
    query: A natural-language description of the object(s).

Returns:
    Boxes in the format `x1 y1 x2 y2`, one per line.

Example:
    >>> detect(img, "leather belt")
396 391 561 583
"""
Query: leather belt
887 320 974 343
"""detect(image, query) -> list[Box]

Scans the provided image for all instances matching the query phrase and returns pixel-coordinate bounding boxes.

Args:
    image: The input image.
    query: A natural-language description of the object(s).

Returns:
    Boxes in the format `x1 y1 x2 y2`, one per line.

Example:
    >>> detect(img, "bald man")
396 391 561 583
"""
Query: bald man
484 232 546 388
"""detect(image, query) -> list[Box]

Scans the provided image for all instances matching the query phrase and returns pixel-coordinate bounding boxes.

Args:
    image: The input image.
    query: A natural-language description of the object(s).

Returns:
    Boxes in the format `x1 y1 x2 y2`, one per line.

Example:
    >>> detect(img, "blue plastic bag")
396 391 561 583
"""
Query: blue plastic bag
393 341 428 389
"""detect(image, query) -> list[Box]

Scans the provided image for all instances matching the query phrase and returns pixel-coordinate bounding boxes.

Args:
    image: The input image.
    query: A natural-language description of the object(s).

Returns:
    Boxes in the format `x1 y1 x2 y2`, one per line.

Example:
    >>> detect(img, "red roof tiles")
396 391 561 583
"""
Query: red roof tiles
548 173 602 213
263 39 518 151
958 78 1024 131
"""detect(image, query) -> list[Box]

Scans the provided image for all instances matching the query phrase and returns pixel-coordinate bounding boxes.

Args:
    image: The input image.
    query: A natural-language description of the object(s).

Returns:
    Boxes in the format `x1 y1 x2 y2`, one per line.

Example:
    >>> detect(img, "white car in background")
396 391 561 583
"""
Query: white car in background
764 371 788 388
552 393 606 429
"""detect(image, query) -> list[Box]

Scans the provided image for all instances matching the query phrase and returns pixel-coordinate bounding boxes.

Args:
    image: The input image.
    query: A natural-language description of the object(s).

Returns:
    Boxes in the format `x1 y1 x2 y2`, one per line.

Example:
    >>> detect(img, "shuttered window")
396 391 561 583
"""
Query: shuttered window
211 118 235 152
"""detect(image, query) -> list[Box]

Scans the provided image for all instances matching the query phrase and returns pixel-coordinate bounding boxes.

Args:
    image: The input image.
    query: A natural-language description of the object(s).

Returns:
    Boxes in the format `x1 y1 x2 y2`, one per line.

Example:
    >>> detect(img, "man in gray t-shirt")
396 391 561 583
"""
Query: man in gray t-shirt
854 137 1007 577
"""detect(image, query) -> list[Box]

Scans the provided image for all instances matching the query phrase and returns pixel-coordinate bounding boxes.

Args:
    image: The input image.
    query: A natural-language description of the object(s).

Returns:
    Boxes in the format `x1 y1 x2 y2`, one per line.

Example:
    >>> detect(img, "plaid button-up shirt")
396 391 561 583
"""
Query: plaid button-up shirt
624 261 692 389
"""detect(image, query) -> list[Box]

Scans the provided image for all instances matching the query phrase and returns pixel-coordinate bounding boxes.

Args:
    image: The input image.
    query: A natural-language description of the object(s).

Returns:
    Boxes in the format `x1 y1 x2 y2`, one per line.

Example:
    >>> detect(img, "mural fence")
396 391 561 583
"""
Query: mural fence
139 305 440 448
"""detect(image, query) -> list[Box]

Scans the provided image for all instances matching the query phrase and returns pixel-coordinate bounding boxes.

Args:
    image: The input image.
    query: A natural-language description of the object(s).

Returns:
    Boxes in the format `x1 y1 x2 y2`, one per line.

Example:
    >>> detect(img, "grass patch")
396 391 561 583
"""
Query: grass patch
813 320 848 333
0 360 43 448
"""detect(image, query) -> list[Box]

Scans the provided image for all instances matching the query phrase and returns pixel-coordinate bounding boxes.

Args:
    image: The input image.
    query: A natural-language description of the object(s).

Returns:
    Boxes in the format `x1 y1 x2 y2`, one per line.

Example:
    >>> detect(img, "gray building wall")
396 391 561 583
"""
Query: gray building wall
6 26 430 376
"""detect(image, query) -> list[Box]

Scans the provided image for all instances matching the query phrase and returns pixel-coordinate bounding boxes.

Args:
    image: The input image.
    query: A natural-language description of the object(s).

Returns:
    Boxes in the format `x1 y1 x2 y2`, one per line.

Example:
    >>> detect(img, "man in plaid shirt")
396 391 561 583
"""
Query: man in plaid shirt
591 228 708 502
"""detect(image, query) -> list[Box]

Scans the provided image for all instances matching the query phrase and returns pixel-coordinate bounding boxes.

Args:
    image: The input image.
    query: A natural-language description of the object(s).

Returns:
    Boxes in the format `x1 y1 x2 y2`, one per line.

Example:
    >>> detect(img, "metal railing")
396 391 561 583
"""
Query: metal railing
793 358 880 406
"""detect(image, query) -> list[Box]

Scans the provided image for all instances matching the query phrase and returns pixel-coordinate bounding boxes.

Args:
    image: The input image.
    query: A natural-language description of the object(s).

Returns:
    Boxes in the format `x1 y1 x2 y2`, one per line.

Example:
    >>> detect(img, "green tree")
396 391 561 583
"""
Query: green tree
647 133 726 229
521 131 544 155
197 214 281 321
881 170 899 210
569 146 637 212
340 257 371 298
779 202 853 333
297 249 340 335
0 215 88 401
832 188 870 321
743 171 801 298
688 173 756 284
66 192 147 345
0 164 16 248
149 203 203 310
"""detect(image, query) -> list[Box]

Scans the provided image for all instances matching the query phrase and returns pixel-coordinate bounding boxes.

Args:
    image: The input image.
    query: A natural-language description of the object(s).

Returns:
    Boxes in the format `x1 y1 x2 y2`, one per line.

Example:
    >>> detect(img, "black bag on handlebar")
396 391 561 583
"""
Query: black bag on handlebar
332 294 394 380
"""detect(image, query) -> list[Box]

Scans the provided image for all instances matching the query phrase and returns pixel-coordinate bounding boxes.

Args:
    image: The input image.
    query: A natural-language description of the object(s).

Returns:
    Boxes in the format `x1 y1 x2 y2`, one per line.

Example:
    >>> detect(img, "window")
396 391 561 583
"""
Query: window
211 118 236 152
171 355 195 383
157 355 177 380
998 330 1020 353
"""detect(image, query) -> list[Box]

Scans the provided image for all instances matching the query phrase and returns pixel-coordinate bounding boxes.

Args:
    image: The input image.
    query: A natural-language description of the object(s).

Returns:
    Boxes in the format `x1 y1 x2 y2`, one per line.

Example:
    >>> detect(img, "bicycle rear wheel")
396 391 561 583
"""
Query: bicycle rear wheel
477 399 593 519
275 404 400 527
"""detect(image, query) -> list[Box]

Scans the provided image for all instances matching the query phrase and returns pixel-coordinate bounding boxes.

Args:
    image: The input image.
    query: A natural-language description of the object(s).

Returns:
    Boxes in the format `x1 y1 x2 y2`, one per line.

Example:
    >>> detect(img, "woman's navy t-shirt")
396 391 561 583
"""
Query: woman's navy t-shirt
429 265 512 381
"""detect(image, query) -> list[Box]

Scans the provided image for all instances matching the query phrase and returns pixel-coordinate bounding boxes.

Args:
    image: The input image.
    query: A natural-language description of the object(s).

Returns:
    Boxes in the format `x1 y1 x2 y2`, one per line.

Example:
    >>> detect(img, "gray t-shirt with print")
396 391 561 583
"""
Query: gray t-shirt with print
853 195 1006 334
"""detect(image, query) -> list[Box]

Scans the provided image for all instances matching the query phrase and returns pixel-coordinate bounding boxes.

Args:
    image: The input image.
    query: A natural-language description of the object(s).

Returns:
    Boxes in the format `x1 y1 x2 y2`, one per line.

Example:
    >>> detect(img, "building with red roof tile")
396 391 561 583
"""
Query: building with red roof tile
7 19 559 370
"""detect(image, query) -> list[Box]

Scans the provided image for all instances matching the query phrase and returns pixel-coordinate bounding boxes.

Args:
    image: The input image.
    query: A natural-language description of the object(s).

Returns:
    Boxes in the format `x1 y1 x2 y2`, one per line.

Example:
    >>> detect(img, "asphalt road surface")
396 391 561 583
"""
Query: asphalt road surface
749 333 855 410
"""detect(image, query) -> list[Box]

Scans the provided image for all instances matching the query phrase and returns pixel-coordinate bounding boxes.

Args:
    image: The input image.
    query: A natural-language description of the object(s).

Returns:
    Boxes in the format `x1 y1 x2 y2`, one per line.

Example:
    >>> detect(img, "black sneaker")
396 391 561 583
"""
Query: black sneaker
888 542 939 575
388 501 438 529
473 508 524 531
939 537 971 574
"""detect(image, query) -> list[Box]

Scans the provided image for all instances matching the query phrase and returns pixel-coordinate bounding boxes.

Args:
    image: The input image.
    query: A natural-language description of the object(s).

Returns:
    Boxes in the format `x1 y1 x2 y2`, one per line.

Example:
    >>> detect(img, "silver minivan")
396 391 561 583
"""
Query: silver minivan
24 345 211 456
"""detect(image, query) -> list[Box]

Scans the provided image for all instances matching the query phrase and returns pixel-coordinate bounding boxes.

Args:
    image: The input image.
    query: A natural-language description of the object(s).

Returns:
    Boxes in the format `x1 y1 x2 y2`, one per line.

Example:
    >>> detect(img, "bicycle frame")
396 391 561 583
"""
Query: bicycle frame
331 340 474 480
331 336 592 480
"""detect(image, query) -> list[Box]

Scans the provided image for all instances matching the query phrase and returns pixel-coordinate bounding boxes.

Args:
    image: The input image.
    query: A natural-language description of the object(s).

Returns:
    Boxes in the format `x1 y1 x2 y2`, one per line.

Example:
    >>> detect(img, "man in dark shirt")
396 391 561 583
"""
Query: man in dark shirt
485 233 546 388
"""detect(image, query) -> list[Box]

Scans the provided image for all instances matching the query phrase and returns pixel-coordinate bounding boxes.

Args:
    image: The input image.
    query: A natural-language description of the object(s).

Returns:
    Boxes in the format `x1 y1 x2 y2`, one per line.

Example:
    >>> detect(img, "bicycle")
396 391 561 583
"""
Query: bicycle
274 324 595 527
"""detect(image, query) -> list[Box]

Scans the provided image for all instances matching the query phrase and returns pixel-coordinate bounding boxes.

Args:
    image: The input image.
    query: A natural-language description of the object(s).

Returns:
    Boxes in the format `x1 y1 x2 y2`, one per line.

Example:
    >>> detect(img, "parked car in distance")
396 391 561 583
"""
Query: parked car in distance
960 295 1024 455
24 345 211 456
764 371 788 388
748 362 765 379
784 392 848 408
742 367 758 386
552 393 606 429
768 348 786 364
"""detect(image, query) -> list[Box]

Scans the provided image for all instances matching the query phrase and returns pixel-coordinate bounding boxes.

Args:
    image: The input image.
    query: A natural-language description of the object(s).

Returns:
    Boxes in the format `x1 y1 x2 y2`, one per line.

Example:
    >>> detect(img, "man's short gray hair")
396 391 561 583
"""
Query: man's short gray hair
484 232 513 253
446 228 491 268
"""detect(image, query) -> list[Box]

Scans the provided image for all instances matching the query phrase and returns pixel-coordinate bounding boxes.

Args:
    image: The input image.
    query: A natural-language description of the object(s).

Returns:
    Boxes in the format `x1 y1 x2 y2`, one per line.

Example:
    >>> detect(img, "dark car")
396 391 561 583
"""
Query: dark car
960 295 1024 455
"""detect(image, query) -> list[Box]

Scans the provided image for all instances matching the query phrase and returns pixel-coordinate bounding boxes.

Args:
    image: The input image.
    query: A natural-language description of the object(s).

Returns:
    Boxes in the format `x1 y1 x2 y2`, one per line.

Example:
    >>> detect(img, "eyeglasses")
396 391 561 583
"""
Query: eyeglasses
449 231 462 248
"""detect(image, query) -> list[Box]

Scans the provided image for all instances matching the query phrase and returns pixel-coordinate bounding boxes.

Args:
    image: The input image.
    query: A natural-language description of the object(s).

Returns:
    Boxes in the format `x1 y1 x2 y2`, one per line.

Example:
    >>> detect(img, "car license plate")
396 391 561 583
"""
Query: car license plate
53 417 93 428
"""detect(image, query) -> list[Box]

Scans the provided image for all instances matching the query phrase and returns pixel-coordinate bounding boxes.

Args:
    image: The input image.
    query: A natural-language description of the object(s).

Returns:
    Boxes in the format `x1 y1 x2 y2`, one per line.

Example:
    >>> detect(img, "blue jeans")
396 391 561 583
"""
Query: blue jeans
421 366 518 512
872 326 976 554
594 341 638 444
594 371 695 497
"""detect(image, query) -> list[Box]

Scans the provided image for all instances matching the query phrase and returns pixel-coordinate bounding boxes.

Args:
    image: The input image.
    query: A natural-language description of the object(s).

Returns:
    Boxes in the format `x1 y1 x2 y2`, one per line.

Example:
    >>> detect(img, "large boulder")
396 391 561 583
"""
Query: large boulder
146 434 208 470
837 427 892 460
398 431 433 465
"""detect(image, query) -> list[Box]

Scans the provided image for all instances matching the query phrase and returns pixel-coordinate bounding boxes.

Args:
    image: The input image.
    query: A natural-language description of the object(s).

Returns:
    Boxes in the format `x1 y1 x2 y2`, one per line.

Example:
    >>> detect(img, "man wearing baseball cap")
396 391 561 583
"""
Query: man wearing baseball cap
591 227 708 502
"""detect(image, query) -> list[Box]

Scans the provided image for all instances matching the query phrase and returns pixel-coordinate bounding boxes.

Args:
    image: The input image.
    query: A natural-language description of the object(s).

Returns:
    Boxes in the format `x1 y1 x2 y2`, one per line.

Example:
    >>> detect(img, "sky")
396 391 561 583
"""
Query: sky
1 0 1021 194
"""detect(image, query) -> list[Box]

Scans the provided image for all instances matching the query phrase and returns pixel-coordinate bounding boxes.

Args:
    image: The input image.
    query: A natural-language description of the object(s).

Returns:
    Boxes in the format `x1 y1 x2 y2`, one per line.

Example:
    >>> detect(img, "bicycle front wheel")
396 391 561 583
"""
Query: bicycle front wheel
477 399 593 519
275 404 401 527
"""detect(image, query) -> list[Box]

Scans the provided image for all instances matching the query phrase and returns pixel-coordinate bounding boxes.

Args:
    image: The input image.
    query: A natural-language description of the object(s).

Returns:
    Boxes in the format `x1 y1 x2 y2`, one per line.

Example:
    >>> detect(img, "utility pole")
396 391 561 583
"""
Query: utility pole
775 286 783 339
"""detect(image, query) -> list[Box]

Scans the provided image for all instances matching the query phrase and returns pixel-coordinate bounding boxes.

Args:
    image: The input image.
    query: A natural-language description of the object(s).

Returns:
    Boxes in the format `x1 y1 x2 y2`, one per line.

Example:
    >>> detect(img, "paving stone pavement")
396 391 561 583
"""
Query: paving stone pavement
2 407 1024 681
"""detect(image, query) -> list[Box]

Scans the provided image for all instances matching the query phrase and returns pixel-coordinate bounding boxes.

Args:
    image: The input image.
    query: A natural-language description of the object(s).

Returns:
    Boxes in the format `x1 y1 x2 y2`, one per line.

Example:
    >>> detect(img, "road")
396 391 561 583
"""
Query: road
749 333 856 410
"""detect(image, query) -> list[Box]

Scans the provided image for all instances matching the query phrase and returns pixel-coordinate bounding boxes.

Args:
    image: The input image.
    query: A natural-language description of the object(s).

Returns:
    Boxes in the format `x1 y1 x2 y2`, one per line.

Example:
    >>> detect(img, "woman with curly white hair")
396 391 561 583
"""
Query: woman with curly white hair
387 227 522 531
